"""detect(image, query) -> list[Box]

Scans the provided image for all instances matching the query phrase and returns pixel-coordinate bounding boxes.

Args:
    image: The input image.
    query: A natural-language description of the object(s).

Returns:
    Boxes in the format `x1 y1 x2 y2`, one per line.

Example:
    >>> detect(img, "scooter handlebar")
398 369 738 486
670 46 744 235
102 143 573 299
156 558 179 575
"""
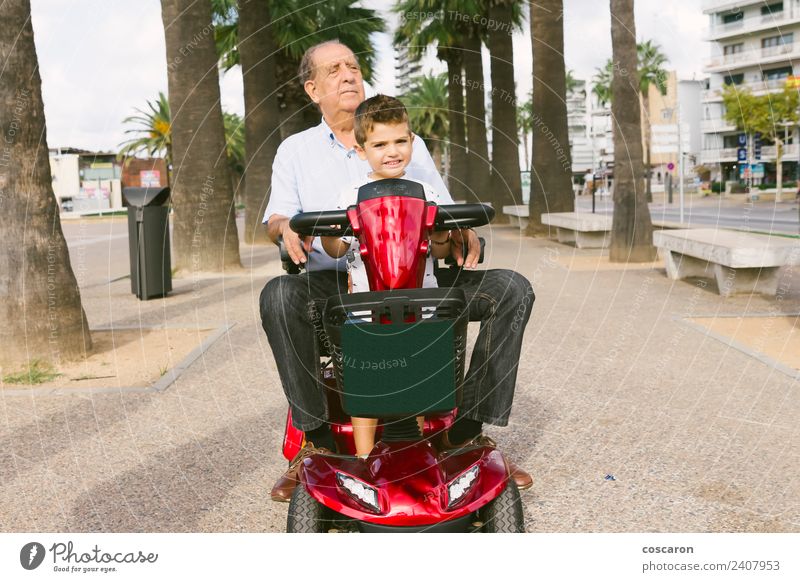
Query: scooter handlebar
433 204 495 231
289 203 494 237
289 209 352 237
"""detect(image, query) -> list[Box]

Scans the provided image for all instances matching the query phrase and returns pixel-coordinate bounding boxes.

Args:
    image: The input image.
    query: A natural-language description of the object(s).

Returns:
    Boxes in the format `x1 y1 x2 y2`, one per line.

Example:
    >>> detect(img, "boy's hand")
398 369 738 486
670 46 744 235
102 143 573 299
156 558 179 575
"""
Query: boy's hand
280 219 313 265
450 229 480 269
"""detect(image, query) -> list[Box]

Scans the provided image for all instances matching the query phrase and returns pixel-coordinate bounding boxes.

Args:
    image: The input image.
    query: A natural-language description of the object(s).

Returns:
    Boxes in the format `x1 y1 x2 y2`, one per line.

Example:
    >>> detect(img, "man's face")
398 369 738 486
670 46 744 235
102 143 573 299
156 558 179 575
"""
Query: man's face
356 122 413 180
304 44 365 118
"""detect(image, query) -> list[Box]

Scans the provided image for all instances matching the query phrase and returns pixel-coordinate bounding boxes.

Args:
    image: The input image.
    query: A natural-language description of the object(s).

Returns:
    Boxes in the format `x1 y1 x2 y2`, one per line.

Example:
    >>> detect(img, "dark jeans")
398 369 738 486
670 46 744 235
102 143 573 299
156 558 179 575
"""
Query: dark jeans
259 268 534 432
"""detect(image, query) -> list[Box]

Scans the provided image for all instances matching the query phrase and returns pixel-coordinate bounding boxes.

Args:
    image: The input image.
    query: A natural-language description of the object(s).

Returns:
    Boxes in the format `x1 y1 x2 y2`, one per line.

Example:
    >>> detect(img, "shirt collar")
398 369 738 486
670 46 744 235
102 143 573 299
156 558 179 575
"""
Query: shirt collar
319 116 356 154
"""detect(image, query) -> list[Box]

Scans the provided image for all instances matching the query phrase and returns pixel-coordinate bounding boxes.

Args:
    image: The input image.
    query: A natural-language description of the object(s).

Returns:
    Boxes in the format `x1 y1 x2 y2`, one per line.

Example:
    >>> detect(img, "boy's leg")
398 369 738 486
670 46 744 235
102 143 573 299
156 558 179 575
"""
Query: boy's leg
352 417 379 456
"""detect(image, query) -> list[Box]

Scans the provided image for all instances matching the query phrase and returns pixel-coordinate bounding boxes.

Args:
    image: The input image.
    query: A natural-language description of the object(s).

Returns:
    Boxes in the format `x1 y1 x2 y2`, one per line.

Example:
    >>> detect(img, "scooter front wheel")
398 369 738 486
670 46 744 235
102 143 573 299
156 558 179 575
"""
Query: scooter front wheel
479 480 525 533
286 485 328 533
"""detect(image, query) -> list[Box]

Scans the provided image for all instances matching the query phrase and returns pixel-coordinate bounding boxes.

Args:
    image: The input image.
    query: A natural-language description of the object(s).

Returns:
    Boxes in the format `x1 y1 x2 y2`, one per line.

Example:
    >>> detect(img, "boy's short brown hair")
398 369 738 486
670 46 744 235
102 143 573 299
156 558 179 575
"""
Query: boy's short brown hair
354 94 410 146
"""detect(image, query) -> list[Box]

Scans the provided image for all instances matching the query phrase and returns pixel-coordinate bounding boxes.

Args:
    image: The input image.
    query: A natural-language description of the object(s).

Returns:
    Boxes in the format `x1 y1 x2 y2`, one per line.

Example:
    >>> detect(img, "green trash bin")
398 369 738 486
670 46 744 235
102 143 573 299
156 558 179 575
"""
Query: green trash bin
122 187 172 300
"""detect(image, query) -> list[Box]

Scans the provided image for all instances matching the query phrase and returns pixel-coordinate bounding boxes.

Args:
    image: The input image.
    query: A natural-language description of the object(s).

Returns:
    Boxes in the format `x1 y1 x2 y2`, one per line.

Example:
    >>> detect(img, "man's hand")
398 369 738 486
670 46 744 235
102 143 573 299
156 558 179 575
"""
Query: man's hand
450 228 480 269
269 215 313 265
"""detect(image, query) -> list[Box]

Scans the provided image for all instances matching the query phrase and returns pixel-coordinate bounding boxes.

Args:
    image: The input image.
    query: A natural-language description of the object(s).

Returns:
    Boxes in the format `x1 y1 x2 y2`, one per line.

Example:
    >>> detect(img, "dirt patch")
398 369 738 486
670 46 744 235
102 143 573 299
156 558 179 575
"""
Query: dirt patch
688 315 800 371
1 327 213 391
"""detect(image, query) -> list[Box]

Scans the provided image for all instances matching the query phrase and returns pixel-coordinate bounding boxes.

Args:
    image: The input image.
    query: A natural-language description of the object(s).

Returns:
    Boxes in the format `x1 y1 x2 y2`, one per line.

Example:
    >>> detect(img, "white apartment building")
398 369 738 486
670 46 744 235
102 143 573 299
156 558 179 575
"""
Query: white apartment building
567 79 594 175
701 0 800 183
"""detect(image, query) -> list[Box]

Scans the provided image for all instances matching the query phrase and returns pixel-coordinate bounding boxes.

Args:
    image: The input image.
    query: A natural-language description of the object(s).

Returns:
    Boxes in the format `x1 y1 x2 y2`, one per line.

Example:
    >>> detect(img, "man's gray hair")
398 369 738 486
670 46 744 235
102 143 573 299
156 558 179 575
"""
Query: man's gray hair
298 40 359 84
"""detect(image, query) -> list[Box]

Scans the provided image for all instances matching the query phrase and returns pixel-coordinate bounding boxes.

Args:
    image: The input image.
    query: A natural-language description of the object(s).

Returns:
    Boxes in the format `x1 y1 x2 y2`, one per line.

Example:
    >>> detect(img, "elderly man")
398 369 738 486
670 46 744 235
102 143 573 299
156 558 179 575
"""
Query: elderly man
260 41 534 502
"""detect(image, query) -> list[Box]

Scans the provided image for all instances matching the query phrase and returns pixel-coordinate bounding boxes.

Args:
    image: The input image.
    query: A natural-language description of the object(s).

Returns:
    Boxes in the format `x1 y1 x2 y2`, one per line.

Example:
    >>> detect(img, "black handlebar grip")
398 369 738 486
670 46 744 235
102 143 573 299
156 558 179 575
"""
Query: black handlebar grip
434 204 495 231
289 210 352 237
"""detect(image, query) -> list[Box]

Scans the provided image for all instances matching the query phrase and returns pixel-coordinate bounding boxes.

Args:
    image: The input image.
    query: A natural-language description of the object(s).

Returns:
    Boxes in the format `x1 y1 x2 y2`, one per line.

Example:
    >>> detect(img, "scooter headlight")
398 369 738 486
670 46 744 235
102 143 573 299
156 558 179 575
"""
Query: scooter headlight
336 472 380 512
446 464 480 508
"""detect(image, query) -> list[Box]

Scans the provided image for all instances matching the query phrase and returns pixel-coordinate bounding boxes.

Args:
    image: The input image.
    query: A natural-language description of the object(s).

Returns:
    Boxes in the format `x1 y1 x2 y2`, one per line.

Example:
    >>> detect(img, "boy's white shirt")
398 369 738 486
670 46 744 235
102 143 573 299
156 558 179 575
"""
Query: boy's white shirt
337 175 442 293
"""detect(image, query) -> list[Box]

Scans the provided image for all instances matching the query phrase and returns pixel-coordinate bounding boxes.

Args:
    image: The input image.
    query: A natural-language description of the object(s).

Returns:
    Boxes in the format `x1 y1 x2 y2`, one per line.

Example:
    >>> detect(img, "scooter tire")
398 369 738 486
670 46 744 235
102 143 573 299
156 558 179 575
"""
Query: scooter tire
286 485 328 533
480 480 525 533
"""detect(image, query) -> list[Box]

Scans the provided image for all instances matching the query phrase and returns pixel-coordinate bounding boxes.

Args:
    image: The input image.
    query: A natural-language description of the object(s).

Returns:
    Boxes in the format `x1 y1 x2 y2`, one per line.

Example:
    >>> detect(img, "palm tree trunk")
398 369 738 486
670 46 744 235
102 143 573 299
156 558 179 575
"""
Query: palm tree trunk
239 0 281 244
609 0 656 262
488 0 522 221
527 0 573 236
445 49 469 203
161 0 241 272
0 0 91 368
276 53 319 139
642 93 653 202
463 31 489 204
776 138 784 202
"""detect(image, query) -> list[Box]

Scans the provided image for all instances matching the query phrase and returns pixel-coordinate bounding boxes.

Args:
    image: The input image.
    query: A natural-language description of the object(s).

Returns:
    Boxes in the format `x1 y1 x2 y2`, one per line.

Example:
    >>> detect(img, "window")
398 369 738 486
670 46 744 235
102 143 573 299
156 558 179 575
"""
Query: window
761 2 784 15
724 74 744 85
724 43 744 55
762 33 793 47
723 135 742 148
763 66 794 80
722 11 744 24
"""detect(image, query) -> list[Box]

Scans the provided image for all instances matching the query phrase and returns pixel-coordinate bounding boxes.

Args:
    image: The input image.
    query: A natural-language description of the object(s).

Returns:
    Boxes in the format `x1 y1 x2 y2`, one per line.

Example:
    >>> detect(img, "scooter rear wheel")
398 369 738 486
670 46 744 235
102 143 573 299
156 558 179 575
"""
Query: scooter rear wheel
480 480 525 533
286 485 328 533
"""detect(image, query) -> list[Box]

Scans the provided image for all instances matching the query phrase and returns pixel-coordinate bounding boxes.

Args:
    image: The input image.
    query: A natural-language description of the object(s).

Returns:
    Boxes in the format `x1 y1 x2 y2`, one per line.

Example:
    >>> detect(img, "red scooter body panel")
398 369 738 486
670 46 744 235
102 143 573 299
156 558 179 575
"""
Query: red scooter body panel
299 441 508 527
350 196 435 291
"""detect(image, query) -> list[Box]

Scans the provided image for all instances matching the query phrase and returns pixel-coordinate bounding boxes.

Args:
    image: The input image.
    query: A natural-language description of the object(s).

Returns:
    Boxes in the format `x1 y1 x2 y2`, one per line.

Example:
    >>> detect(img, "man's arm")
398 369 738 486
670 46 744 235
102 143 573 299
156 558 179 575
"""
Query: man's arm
412 136 480 268
264 139 312 264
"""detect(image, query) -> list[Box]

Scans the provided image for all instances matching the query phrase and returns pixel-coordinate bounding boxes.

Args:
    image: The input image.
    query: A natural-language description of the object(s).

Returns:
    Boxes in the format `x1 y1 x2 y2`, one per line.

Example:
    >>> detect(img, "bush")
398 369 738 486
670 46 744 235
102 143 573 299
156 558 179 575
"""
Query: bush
710 181 724 193
756 182 796 190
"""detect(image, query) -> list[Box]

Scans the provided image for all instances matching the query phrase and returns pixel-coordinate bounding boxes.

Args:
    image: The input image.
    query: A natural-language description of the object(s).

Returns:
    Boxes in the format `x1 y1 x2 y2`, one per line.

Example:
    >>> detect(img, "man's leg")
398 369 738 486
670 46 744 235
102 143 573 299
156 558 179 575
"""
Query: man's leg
259 270 347 434
437 267 534 428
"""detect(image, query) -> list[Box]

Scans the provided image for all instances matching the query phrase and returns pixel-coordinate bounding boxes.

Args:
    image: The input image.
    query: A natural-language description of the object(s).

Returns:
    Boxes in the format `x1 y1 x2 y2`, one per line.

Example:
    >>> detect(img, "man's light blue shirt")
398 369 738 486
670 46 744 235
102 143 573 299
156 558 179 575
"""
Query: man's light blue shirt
263 117 453 271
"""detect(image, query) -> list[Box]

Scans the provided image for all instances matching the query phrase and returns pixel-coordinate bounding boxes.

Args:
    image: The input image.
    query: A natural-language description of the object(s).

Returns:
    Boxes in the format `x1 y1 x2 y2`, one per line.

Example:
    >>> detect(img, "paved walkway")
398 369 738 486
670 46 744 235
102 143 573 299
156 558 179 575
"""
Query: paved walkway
1 218 798 532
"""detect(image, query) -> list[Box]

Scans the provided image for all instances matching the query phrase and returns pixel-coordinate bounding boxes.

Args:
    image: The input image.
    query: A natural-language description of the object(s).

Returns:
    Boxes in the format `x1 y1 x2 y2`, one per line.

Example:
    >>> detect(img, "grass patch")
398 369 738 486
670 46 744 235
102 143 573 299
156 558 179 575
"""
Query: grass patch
3 360 62 385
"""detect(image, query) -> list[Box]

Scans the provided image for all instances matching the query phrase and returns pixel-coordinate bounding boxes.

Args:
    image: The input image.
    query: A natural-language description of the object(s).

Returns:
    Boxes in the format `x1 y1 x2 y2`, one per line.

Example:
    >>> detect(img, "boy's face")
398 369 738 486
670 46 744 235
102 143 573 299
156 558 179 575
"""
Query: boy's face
356 122 413 179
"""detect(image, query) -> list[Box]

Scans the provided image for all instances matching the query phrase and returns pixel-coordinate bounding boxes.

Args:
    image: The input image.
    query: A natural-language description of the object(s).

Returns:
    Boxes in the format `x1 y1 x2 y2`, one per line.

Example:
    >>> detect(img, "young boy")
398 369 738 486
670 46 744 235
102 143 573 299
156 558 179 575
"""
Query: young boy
321 94 452 457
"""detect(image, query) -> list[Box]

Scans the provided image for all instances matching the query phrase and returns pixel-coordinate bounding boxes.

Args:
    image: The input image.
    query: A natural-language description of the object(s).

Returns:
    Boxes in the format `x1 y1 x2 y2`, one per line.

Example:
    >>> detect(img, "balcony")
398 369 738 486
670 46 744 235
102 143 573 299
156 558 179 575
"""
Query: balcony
699 143 799 165
701 77 790 101
705 10 800 41
705 43 799 72
701 118 738 133
703 0 771 14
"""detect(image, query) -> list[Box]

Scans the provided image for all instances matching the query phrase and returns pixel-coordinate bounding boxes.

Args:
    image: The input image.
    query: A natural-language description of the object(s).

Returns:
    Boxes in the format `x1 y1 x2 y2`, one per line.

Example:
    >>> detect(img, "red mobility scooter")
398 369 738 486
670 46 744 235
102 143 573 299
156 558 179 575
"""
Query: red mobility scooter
280 178 525 532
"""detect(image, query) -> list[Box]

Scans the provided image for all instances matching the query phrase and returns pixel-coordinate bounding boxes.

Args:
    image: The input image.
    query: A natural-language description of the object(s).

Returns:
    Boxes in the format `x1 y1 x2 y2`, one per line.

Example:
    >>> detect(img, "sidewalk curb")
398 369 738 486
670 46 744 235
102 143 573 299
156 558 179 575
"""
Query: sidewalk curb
1 322 235 397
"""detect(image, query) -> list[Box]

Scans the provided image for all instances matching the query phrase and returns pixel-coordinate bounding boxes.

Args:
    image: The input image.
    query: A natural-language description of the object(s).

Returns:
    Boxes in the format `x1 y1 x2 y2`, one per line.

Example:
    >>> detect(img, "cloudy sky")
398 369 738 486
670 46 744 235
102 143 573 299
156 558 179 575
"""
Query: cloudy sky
30 0 707 152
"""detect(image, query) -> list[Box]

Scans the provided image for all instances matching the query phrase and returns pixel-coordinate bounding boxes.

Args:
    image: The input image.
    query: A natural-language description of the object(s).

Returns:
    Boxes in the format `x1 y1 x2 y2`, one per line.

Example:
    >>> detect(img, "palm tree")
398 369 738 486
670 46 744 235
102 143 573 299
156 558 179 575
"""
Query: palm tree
1 0 91 369
394 1 472 203
487 0 524 217
117 92 172 168
161 0 241 273
118 95 249 200
223 111 246 194
402 73 450 171
117 92 172 187
638 40 669 201
592 41 669 201
609 0 656 262
462 15 490 203
517 92 533 169
236 0 282 244
592 60 614 107
216 1 385 139
527 0 574 236
565 69 580 94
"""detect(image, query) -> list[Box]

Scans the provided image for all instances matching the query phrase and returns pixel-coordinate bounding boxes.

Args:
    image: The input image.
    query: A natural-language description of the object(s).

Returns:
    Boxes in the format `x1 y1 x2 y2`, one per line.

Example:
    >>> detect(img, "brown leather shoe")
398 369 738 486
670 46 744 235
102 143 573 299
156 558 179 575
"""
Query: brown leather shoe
270 442 332 503
439 432 533 490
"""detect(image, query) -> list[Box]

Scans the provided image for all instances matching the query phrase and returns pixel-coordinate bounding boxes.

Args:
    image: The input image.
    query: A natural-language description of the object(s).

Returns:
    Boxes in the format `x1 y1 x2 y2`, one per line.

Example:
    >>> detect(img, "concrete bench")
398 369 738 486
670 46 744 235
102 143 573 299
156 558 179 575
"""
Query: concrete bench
653 228 800 297
541 212 613 249
502 205 529 229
